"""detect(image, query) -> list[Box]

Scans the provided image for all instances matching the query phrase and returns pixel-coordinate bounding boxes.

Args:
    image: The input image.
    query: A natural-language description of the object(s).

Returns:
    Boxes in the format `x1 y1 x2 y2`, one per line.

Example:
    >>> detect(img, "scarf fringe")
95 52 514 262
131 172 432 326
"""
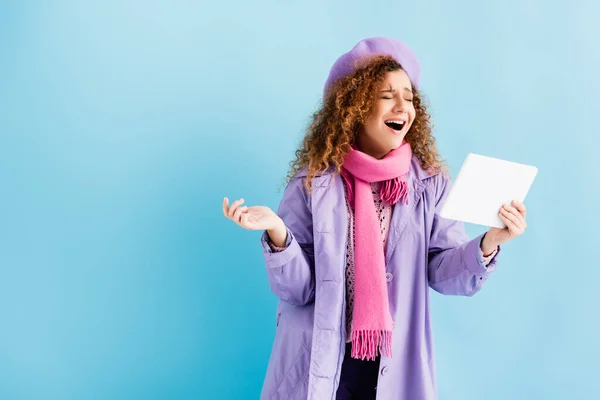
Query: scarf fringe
341 169 408 209
351 329 393 360
381 176 409 205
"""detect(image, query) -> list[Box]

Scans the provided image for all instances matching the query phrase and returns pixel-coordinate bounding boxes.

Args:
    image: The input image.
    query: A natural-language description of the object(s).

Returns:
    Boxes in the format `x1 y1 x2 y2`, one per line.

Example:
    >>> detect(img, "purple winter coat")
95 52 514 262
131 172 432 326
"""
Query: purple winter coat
259 156 501 400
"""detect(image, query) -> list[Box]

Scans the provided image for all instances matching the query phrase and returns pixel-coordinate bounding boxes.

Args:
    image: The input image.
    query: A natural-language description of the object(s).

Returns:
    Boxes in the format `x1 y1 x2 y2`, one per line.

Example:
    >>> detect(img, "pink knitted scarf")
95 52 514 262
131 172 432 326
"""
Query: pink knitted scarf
340 140 412 360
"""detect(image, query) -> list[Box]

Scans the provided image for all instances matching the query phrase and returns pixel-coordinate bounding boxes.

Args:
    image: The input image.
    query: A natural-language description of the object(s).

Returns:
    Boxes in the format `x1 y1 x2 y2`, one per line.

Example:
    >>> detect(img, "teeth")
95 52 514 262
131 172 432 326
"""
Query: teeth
385 120 405 130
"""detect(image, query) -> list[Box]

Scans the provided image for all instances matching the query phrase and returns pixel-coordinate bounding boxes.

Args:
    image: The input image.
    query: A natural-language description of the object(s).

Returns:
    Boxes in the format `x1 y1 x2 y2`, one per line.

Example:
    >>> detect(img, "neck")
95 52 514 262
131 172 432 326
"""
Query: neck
355 138 391 160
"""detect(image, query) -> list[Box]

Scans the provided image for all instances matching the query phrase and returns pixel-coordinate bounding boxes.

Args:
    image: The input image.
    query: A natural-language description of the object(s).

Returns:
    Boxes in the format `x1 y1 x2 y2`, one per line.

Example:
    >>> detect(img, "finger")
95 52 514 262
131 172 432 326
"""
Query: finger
500 206 522 227
240 211 252 229
499 211 519 233
233 206 248 224
222 197 229 217
503 204 527 228
500 208 525 233
511 200 527 218
228 198 244 218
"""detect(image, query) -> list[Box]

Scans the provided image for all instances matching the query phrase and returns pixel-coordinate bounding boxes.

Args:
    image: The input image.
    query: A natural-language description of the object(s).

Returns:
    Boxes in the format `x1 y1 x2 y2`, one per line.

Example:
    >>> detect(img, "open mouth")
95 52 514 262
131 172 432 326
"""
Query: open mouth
384 120 406 132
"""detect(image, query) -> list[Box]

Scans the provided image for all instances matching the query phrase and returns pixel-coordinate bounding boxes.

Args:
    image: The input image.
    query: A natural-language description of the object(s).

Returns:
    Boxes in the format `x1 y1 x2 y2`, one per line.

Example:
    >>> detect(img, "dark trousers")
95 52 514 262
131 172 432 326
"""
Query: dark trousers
335 343 381 399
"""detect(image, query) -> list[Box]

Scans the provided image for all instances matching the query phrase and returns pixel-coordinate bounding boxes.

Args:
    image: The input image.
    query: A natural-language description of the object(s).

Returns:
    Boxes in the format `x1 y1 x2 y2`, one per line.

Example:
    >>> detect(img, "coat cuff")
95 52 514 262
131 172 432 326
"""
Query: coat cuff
260 227 301 269
266 229 292 252
465 233 501 276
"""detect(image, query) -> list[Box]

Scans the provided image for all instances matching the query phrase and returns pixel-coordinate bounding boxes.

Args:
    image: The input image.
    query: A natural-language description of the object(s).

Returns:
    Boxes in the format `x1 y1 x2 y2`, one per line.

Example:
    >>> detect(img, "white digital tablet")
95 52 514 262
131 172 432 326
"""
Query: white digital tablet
439 153 538 228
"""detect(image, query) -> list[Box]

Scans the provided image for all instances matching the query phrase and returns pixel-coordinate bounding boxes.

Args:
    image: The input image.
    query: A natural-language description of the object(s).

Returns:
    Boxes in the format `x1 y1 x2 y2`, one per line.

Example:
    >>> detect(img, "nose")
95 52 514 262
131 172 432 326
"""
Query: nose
392 98 409 114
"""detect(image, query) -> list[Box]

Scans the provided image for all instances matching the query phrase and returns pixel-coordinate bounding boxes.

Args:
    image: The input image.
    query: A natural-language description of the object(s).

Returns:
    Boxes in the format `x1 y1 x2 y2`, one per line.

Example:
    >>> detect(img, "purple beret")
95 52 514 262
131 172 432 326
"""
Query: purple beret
323 37 421 99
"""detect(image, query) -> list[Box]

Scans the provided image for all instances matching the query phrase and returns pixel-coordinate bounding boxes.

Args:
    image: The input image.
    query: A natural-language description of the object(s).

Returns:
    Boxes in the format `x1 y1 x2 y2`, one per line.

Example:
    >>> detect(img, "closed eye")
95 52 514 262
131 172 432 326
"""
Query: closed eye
381 97 413 102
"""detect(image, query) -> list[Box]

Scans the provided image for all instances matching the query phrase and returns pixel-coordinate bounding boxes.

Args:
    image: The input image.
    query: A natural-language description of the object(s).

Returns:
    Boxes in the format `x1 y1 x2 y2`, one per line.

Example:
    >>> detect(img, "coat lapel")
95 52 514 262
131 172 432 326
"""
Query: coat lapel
384 157 437 265
308 156 440 267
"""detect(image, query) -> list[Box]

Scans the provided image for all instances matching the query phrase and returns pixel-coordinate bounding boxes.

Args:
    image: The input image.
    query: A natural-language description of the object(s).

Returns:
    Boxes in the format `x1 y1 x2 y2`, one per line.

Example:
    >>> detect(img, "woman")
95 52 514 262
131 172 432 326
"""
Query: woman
222 37 527 400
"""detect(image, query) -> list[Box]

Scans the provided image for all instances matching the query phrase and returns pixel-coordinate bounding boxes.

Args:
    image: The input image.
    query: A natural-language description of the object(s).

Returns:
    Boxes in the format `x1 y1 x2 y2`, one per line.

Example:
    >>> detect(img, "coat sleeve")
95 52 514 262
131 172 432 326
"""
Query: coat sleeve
427 173 501 296
260 176 315 306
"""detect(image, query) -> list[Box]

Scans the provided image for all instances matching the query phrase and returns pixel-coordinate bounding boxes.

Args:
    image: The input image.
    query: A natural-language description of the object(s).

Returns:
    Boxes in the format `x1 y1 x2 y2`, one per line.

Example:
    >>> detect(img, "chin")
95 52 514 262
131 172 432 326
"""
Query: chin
391 136 406 147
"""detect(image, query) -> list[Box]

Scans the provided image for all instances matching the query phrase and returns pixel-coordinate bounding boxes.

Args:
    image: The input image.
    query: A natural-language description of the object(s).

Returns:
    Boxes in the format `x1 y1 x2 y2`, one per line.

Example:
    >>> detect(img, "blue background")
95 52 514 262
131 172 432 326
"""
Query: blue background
1 1 598 399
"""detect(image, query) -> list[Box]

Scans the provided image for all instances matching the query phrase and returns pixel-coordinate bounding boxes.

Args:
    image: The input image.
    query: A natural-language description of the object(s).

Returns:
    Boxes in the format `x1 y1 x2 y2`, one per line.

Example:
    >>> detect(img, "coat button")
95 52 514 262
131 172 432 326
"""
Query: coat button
386 272 393 282
381 366 389 376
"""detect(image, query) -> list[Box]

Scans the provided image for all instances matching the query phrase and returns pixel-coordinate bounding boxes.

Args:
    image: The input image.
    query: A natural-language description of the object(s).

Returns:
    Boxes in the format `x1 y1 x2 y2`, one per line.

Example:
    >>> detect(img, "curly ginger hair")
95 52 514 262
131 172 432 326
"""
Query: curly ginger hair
285 55 447 193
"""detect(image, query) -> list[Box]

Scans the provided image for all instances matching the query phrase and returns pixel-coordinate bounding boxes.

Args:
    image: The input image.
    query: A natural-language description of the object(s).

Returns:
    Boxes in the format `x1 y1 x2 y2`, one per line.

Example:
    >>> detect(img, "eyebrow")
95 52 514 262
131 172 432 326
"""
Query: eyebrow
380 86 412 93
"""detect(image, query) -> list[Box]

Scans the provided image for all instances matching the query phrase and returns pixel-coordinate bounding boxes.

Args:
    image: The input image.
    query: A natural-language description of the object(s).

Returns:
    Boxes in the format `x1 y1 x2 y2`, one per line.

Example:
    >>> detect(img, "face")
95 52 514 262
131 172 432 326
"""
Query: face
356 69 416 159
